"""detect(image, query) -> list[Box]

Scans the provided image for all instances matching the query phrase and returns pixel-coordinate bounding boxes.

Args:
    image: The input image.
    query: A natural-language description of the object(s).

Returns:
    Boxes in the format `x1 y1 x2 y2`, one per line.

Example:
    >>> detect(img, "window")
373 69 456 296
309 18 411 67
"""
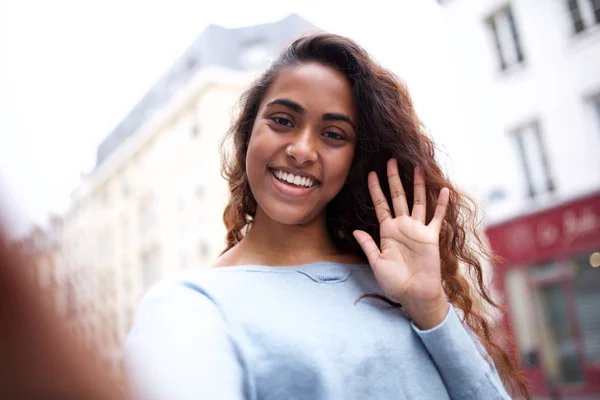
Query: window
199 242 210 260
536 282 584 383
487 6 525 70
593 0 600 23
179 247 187 270
568 0 586 33
140 246 161 290
122 269 132 294
567 0 600 34
98 186 111 207
120 216 129 257
138 194 156 235
240 39 270 69
590 93 600 129
504 269 540 368
571 252 600 363
196 185 206 199
512 121 555 199
121 179 130 199
505 263 587 384
191 121 201 137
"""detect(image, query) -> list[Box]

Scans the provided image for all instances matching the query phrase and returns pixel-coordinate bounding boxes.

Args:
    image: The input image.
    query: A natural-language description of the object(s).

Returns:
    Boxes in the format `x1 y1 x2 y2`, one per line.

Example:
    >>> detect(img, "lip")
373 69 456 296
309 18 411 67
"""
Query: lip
269 166 321 184
270 171 317 198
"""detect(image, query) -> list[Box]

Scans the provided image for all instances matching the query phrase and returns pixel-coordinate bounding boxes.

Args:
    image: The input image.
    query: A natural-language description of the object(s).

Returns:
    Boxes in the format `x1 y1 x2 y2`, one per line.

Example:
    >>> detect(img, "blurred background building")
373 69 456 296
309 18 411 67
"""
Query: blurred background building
51 14 316 376
439 0 600 397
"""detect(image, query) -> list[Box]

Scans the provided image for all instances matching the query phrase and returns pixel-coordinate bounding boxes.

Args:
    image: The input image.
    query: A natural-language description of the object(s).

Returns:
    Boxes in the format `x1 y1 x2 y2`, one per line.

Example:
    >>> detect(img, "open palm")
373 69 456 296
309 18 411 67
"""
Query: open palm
353 159 450 318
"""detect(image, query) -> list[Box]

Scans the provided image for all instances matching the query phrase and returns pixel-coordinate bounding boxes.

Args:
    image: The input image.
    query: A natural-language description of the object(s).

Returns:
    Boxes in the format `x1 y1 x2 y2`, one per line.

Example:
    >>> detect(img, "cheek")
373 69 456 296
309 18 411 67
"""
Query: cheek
245 130 274 186
325 149 355 188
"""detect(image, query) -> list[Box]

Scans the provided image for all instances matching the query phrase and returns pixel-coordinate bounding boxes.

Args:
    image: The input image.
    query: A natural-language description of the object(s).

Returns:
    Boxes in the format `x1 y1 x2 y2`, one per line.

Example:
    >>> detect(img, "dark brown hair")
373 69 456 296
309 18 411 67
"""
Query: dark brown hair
220 32 529 398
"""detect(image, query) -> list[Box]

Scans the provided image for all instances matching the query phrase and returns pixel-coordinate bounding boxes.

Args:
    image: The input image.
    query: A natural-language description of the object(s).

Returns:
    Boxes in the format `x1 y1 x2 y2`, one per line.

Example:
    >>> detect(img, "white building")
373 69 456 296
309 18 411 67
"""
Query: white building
439 0 600 397
440 0 600 219
59 14 316 373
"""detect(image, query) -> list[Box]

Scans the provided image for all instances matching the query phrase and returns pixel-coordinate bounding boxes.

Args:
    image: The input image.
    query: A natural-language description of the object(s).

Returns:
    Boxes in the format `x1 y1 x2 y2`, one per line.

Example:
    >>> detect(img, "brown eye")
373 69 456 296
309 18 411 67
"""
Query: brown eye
271 116 293 127
322 131 345 140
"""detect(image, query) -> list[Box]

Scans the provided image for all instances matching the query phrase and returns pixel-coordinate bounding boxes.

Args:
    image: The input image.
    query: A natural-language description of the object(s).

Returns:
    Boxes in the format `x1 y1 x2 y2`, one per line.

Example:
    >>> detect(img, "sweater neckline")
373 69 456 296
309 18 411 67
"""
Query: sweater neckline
221 262 370 283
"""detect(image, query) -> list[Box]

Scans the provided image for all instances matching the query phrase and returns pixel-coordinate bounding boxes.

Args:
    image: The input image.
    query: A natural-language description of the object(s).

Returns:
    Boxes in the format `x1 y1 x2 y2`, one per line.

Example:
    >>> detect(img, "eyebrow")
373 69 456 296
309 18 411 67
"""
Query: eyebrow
323 113 356 131
266 98 357 131
266 98 306 114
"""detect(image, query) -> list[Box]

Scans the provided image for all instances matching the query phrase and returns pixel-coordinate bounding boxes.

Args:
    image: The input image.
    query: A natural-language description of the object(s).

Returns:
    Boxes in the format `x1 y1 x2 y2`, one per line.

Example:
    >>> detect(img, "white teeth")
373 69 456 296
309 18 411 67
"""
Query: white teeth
272 169 315 188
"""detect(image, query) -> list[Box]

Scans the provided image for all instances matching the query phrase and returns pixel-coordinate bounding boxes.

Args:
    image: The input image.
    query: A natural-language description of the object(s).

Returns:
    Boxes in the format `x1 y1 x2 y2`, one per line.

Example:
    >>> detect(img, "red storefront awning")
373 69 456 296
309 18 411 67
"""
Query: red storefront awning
485 191 600 268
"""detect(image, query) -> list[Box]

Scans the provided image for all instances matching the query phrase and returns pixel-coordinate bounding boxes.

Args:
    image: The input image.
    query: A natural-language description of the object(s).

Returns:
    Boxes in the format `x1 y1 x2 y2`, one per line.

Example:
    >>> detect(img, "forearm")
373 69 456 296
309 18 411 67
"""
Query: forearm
411 306 511 400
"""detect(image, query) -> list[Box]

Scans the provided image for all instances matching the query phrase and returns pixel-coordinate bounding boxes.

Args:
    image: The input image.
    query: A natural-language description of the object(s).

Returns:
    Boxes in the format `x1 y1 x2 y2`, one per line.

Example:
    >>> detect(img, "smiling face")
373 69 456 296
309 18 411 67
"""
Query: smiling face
246 63 357 227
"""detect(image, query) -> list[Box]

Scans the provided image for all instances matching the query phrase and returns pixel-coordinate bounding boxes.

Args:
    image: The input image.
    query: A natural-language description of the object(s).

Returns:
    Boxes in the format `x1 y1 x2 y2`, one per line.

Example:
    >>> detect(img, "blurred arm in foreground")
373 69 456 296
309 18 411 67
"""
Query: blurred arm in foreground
0 219 128 399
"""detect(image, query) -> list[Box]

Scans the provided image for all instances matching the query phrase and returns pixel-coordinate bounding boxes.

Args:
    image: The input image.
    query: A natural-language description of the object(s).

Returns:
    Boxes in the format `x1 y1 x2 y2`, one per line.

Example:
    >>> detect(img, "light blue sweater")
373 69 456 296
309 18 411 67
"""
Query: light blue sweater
123 262 511 399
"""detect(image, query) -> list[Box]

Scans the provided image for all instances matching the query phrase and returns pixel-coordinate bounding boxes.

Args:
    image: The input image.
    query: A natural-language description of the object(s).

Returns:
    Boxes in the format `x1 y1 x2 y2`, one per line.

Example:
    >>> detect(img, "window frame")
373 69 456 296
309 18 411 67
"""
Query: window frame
511 120 555 199
486 5 526 71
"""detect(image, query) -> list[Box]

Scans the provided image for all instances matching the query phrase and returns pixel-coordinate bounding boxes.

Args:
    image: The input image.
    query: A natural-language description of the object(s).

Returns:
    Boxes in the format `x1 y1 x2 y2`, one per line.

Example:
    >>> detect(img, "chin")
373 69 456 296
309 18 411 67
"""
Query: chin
260 202 322 227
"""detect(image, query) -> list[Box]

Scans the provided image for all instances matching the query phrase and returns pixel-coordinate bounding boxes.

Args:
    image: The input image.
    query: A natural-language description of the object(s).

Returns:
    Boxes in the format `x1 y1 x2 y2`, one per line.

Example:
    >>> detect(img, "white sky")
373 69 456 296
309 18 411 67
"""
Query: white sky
0 0 468 236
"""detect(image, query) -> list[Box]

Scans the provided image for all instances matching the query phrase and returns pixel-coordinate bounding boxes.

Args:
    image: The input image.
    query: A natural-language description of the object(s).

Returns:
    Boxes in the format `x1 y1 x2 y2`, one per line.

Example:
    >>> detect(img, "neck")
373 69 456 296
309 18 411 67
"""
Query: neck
236 207 343 266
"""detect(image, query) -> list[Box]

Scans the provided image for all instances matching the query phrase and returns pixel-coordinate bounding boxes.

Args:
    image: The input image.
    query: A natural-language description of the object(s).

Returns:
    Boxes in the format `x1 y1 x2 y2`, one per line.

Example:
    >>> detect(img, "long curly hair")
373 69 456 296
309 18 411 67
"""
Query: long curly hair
220 33 529 398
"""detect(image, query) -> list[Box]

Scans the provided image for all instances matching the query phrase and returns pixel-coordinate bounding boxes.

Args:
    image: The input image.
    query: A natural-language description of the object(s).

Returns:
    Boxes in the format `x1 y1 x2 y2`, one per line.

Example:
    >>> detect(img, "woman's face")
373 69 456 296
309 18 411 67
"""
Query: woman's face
246 63 357 226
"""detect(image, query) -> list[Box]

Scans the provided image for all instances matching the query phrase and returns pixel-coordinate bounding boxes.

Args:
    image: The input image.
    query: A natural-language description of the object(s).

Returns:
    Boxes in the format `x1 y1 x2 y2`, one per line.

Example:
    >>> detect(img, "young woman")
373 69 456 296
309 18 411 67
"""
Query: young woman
124 33 528 399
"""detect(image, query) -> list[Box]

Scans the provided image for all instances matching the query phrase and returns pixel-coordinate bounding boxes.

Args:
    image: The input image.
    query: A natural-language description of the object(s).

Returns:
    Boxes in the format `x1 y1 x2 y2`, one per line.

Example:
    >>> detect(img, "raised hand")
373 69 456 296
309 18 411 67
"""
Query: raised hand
353 158 450 330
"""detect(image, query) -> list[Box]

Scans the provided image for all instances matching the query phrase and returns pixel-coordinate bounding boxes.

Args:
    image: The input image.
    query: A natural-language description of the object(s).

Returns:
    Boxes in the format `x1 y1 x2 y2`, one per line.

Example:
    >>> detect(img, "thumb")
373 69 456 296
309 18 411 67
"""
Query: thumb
353 230 381 268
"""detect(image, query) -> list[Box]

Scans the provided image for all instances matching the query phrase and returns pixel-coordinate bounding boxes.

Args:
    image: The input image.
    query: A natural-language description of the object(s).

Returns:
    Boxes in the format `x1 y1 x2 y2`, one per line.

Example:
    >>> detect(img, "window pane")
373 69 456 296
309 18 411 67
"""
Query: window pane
535 283 584 383
593 0 600 23
571 252 600 363
568 0 586 33
505 269 540 368
506 8 524 62
488 6 525 70
591 94 600 129
521 125 547 195
514 122 554 198
138 195 156 235
140 247 161 290
514 130 535 197
488 18 507 70
497 10 519 66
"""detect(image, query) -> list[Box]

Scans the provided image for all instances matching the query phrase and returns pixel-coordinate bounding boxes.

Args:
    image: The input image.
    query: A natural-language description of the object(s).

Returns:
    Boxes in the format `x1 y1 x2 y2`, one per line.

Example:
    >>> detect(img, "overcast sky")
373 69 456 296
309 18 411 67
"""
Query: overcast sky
0 0 468 236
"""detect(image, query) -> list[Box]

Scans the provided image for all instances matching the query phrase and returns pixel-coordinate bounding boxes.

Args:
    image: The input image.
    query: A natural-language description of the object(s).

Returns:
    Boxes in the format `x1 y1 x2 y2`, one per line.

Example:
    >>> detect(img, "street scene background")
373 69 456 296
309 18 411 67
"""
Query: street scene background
1 0 599 398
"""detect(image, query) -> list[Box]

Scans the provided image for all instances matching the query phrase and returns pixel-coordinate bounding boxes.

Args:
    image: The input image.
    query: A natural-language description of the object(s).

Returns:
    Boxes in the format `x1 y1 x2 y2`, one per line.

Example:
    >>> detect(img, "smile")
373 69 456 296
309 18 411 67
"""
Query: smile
270 168 315 188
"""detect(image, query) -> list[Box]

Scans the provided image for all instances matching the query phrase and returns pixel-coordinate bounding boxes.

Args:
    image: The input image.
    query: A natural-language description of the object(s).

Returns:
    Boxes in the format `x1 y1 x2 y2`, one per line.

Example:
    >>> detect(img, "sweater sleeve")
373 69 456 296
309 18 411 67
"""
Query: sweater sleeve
122 281 248 400
411 305 511 400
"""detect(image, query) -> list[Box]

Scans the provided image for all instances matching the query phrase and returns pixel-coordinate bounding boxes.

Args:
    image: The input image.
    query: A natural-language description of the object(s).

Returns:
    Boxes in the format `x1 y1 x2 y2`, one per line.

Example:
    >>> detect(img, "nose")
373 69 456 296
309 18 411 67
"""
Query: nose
288 129 318 165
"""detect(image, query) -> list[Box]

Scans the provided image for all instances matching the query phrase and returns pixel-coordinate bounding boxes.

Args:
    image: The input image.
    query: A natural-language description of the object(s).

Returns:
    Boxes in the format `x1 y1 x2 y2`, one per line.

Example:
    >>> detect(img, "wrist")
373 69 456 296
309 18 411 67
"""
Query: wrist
404 295 449 331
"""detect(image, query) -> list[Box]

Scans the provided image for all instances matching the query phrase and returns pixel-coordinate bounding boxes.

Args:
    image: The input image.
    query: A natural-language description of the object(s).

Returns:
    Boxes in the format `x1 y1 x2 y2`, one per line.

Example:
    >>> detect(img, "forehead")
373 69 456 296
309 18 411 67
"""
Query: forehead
262 63 355 118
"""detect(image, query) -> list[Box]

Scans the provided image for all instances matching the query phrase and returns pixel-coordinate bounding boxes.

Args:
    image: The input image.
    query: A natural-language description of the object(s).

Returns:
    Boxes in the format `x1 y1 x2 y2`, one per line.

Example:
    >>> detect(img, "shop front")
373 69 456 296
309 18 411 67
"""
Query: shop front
486 191 600 398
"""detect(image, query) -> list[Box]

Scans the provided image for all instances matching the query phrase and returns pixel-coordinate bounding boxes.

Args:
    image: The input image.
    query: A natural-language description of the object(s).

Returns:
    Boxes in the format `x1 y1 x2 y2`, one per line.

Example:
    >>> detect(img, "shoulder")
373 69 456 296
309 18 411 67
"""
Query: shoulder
133 267 254 319
124 272 250 400
135 267 235 310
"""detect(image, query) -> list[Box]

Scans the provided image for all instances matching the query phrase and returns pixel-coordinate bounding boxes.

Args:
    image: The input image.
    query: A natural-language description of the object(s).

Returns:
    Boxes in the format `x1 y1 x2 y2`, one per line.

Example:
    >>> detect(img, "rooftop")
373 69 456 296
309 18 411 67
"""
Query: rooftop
95 14 317 167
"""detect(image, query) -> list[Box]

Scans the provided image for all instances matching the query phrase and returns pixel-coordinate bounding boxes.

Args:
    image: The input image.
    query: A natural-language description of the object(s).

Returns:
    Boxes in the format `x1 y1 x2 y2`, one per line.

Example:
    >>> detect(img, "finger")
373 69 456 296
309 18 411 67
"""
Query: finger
428 187 450 232
368 171 393 224
387 158 409 217
353 230 381 267
412 167 427 224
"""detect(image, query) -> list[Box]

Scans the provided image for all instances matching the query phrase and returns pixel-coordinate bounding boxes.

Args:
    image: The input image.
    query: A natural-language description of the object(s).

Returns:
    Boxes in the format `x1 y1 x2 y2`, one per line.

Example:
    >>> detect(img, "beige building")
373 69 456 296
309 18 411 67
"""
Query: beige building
58 14 316 372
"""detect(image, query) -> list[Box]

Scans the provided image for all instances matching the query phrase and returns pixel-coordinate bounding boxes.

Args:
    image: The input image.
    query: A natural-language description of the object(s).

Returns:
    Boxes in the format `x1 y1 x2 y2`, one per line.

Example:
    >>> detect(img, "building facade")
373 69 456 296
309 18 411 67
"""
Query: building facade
439 0 600 397
59 14 317 371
